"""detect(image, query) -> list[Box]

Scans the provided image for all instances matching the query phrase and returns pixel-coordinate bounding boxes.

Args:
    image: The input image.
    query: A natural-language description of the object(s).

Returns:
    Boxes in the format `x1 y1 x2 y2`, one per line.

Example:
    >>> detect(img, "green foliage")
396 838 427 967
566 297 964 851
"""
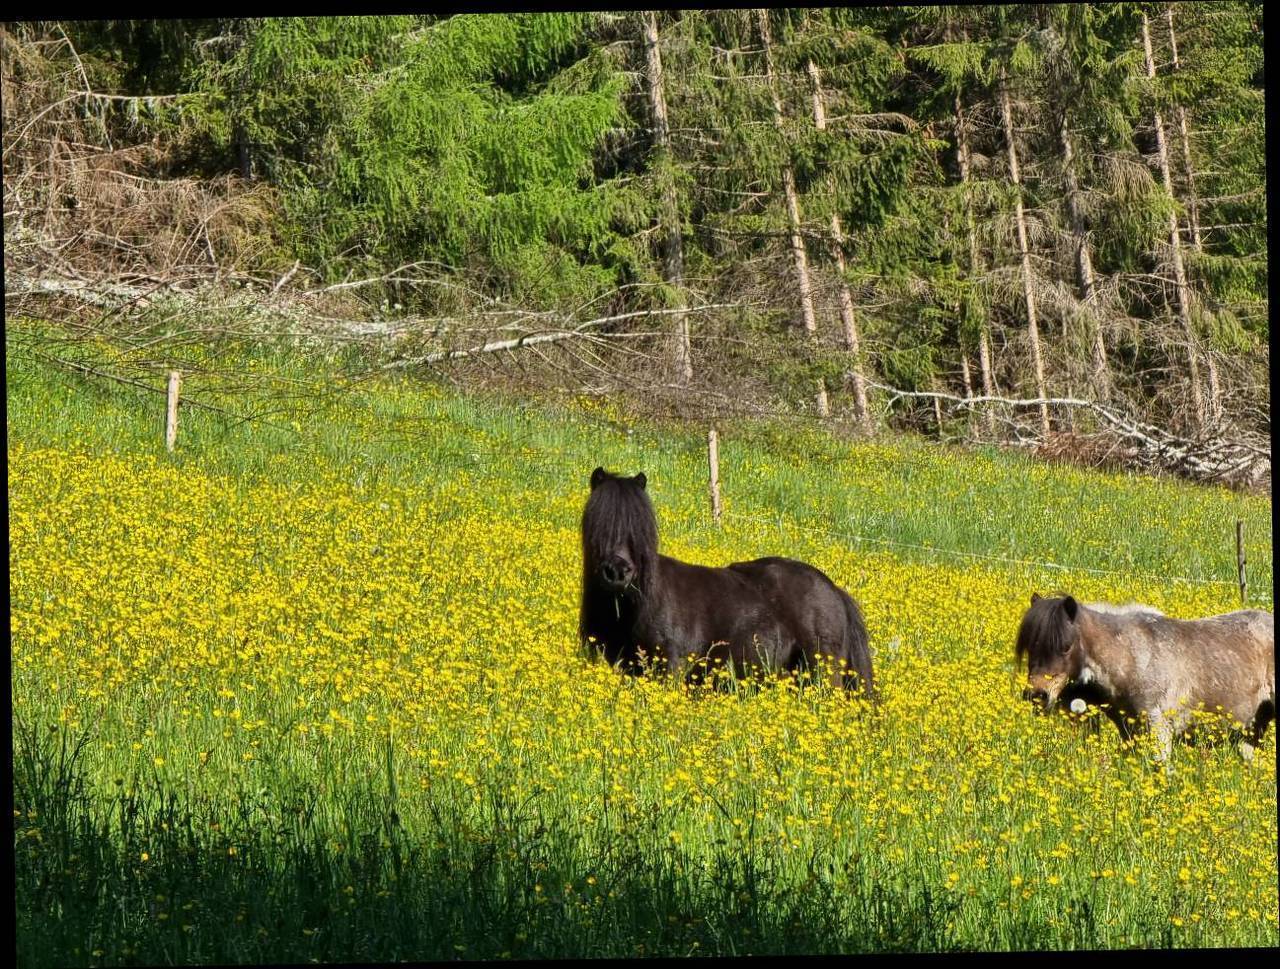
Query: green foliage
67 19 224 93
186 15 631 305
881 343 937 393
20 8 1269 436
1192 304 1261 353
909 39 993 88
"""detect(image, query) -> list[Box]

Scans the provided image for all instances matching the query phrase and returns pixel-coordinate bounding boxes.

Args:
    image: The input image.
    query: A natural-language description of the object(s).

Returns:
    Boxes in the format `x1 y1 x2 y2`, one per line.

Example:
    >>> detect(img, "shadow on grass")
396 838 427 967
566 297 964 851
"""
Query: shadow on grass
14 723 968 965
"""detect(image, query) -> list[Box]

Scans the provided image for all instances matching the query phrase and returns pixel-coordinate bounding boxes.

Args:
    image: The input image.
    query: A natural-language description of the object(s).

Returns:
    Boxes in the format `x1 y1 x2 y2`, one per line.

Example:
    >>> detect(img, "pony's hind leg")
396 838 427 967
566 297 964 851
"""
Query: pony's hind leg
1243 698 1275 760
818 654 860 696
809 652 843 692
836 666 860 695
842 658 875 701
829 662 847 693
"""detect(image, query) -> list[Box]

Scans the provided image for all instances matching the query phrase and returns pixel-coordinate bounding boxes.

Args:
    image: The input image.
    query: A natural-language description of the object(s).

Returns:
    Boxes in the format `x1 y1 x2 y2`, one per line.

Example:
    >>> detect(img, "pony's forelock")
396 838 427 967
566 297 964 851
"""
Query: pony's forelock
581 472 659 595
1015 595 1077 666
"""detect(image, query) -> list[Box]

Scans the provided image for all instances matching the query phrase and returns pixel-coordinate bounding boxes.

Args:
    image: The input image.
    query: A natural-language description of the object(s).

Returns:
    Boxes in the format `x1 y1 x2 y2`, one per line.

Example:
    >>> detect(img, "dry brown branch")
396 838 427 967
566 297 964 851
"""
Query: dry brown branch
865 379 1268 487
383 305 742 368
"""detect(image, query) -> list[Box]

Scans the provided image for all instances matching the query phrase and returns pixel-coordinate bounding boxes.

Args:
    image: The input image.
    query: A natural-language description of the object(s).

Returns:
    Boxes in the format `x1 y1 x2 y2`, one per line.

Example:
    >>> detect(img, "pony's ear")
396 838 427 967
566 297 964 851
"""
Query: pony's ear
1030 592 1042 604
635 471 647 490
1062 595 1079 622
590 467 607 490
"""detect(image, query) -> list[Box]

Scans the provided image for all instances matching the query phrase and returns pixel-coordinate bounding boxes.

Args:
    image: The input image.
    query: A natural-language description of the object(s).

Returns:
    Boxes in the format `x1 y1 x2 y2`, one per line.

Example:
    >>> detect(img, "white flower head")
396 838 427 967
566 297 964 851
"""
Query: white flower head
1069 698 1088 714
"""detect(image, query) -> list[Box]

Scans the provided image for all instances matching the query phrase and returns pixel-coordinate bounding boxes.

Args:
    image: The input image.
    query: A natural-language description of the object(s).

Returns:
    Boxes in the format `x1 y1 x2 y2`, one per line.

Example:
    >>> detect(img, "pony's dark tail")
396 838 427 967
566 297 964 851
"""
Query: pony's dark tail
841 594 876 702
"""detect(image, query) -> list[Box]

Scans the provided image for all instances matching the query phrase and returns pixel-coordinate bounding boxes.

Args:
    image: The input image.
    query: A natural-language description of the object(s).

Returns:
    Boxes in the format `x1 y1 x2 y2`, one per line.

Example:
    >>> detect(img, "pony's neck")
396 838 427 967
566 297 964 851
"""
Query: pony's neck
585 579 646 628
1076 608 1133 695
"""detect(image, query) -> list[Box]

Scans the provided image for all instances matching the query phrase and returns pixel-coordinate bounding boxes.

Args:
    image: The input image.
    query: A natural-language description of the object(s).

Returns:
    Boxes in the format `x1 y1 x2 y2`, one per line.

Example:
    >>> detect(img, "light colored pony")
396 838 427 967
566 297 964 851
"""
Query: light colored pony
1016 594 1274 761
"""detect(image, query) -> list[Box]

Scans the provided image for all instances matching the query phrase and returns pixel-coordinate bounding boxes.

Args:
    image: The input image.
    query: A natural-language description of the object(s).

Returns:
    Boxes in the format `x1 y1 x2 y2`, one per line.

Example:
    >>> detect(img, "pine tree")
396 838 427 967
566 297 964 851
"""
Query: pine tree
640 11 694 384
755 8 828 417
772 7 925 425
1141 8 1207 431
1151 1 1266 431
907 7 1002 436
1039 3 1135 403
804 52 870 428
194 15 634 307
998 46 1051 439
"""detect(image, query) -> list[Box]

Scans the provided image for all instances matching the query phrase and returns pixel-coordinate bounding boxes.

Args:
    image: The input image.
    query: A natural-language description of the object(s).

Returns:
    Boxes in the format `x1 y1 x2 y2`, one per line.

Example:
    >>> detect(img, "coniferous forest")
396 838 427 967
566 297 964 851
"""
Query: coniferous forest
2 7 1269 483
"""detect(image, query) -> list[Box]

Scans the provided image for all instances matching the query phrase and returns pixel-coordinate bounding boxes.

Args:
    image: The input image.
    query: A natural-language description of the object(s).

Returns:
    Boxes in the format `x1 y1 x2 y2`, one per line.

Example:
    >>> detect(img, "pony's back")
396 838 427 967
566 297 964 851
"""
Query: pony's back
729 557 874 699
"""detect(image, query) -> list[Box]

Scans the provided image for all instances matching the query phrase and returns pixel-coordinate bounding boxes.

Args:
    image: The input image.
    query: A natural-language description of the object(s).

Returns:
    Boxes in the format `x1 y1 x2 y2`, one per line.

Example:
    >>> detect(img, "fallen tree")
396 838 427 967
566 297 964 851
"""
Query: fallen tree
866 380 1270 489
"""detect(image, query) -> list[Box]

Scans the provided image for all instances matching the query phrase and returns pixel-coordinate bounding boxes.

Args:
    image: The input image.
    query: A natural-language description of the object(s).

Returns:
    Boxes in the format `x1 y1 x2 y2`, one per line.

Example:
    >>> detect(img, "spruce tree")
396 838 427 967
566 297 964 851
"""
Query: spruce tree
194 15 634 308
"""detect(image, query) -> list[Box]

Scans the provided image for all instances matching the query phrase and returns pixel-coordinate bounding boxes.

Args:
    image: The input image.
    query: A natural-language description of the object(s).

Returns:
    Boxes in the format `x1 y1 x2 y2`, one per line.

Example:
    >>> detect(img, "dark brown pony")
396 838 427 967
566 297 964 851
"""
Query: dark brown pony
579 468 874 698
1016 593 1275 759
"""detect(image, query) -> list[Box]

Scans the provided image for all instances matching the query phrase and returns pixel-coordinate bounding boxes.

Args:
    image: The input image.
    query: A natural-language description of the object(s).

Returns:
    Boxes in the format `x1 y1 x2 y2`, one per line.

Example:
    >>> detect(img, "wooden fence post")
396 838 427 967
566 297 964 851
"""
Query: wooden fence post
1235 519 1246 607
166 370 181 452
708 427 722 526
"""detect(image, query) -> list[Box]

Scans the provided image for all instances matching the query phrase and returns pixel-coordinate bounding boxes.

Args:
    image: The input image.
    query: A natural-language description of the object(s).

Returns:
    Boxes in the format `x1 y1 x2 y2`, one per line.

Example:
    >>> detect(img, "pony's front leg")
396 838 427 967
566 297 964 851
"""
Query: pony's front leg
1149 713 1177 771
666 648 704 689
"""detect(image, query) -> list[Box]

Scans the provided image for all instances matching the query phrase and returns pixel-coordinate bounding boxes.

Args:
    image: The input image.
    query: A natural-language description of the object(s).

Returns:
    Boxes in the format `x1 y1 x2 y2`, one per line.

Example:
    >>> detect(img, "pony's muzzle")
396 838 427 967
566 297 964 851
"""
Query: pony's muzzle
600 557 635 590
1023 687 1051 709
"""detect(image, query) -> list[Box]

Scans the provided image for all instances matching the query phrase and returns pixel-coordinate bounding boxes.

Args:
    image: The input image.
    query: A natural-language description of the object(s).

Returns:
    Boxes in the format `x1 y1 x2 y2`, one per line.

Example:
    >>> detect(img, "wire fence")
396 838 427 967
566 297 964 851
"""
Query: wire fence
475 429 1263 598
20 342 1267 601
234 388 1275 601
715 510 1246 591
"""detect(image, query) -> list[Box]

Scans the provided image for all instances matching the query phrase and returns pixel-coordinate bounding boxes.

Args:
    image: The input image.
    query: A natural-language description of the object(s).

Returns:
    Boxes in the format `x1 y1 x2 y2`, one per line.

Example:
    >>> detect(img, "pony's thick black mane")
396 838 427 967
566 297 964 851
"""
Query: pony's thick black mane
580 470 659 602
1015 594 1076 665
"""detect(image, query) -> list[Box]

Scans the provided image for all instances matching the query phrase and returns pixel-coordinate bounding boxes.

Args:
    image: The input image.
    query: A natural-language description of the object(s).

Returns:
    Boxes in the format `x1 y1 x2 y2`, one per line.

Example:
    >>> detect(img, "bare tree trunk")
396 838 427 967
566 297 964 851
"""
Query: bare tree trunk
959 353 975 440
642 11 693 385
1166 5 1203 250
233 120 251 180
806 57 869 430
998 65 1050 439
1059 114 1109 399
757 9 828 417
1165 5 1221 428
1143 13 1206 433
954 89 997 438
1206 354 1222 425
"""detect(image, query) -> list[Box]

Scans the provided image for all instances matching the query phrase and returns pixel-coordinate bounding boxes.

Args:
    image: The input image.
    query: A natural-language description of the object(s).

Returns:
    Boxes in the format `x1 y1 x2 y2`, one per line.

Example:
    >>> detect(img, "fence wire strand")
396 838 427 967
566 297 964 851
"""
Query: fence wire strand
715 511 1242 590
19 346 1262 597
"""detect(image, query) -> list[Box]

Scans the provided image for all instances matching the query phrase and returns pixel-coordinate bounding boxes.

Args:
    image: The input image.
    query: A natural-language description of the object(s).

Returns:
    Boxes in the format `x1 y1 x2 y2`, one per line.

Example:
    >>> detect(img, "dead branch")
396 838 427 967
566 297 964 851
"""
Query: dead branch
384 305 741 368
865 380 1269 487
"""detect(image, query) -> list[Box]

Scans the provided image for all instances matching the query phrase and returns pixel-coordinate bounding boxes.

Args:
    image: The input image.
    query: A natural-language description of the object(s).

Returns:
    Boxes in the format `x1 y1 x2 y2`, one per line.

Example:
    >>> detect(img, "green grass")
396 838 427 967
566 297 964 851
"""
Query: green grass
9 321 1276 963
6 323 1269 591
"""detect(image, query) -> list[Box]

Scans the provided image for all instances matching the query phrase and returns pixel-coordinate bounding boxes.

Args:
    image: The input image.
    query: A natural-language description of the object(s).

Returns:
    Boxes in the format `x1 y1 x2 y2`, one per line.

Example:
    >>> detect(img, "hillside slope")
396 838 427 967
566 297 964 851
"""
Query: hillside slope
9 330 1277 959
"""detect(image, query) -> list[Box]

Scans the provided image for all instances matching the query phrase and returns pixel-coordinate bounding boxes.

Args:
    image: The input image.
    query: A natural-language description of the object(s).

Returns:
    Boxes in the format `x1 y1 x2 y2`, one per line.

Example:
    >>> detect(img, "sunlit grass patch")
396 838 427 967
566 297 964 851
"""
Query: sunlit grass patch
8 330 1276 961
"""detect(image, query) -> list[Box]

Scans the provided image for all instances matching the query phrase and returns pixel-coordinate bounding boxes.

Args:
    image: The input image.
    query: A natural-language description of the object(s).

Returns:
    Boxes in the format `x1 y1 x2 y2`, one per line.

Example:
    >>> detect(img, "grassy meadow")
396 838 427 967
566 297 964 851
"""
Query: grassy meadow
8 325 1277 962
